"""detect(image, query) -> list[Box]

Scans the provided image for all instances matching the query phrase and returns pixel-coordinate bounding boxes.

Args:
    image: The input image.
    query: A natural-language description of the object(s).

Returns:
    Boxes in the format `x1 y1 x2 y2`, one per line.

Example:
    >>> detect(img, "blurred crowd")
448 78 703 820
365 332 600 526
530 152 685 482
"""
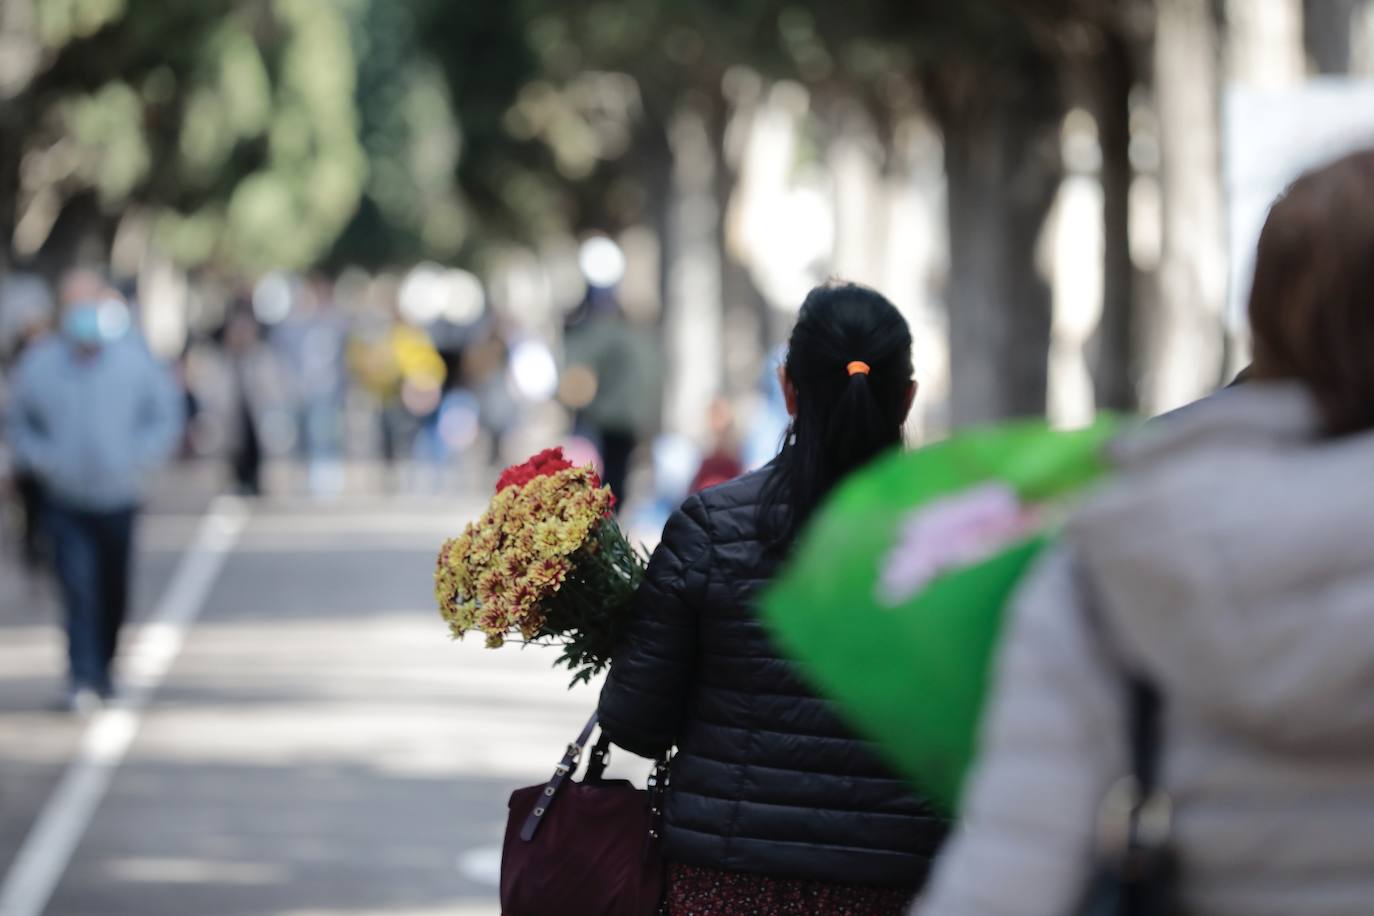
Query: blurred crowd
0 241 777 712
186 270 532 501
0 266 511 526
2 258 766 509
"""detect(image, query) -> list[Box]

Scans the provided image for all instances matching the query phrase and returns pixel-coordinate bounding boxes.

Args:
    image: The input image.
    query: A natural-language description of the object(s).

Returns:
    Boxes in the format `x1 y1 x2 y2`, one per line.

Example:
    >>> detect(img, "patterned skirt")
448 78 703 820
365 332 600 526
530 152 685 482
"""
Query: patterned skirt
665 862 915 915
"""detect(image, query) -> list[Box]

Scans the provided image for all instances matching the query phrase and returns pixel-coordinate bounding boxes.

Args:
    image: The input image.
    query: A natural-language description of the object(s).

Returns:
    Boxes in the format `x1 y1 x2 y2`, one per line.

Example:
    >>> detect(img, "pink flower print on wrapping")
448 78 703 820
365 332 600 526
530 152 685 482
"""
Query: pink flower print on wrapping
876 483 1040 607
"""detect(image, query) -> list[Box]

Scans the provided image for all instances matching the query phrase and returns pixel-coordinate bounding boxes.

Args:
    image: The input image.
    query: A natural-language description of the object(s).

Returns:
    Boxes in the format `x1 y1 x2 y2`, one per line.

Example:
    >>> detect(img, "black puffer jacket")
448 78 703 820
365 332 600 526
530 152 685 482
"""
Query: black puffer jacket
598 467 948 888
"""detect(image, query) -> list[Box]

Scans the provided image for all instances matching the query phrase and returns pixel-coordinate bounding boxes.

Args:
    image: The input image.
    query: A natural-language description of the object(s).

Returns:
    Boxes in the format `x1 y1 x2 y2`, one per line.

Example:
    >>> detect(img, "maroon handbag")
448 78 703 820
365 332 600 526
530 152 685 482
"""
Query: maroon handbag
500 712 668 916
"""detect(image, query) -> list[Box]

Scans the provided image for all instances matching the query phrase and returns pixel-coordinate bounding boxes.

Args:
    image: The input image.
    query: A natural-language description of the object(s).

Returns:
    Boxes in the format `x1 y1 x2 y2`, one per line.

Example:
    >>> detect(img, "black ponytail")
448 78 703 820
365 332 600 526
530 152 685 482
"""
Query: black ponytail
760 282 914 550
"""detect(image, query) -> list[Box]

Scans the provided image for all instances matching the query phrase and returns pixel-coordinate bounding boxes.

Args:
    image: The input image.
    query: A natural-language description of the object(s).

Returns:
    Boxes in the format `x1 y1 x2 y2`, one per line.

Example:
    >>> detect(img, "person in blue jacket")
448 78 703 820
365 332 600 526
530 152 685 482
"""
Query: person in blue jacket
6 268 182 712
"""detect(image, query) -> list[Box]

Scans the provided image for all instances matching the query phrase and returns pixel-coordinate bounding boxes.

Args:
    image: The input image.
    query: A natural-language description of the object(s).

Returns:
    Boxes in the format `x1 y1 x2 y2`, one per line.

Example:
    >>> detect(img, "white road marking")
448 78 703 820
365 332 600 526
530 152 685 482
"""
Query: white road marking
0 496 248 916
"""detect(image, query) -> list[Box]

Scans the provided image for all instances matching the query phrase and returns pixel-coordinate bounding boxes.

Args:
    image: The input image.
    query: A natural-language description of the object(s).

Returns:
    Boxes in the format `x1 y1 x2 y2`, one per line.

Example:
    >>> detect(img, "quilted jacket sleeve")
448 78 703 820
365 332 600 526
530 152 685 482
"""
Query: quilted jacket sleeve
913 547 1127 916
597 495 712 757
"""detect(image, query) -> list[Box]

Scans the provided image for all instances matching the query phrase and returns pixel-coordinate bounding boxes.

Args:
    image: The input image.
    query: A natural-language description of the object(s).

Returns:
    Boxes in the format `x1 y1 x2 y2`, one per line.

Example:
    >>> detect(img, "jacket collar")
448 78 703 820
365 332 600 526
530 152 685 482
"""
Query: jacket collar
1112 381 1321 470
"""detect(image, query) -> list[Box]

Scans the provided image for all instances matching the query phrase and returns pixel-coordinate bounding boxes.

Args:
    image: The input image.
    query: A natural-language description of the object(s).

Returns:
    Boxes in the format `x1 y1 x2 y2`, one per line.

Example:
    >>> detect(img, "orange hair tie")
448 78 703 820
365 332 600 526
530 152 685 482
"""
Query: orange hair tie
846 361 871 377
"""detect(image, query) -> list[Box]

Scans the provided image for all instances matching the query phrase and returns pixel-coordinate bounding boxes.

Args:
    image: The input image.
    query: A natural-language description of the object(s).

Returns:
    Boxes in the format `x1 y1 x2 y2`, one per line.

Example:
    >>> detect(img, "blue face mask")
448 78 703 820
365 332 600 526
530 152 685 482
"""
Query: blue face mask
62 299 130 347
63 305 105 347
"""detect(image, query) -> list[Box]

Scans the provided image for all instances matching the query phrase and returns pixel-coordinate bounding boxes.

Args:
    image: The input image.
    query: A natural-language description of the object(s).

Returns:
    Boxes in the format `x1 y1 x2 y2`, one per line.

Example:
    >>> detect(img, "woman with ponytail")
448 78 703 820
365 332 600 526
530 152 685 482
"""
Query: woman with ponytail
599 283 947 914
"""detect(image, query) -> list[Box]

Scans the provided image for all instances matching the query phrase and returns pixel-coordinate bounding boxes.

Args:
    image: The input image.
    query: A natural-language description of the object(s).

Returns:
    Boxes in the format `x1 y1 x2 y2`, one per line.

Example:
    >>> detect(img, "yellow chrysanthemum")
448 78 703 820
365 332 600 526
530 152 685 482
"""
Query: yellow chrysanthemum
527 556 573 594
444 599 480 638
435 459 621 649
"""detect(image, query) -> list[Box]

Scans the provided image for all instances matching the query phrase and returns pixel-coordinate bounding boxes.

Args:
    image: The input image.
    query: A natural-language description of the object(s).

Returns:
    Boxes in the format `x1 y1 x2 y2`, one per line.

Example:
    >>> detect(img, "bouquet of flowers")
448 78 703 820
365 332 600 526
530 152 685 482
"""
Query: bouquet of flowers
435 448 647 685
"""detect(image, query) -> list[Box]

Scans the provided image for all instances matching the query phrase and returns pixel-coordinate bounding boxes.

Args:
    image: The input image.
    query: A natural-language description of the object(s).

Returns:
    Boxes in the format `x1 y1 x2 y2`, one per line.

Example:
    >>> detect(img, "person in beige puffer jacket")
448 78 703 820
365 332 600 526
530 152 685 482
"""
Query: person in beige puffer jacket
917 149 1374 916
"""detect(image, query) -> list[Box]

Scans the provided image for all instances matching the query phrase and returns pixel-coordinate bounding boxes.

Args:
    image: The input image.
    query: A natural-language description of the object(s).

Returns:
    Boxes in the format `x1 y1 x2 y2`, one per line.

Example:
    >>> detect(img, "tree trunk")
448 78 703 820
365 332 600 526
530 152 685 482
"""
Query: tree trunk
0 143 18 276
0 101 25 275
1093 31 1139 412
931 58 1064 426
634 104 676 324
826 100 888 289
1146 0 1228 412
662 104 723 441
1304 0 1362 73
0 0 40 275
31 190 117 284
705 92 771 392
1227 0 1306 84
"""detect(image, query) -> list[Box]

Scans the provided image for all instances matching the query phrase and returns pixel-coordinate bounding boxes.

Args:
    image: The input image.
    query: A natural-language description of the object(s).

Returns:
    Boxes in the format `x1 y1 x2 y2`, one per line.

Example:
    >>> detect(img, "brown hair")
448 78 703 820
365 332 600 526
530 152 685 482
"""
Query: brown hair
1249 149 1374 436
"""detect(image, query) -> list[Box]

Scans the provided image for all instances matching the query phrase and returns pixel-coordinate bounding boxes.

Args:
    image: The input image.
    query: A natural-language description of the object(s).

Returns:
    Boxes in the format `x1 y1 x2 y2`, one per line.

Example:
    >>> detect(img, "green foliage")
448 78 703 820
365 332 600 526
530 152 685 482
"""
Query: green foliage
411 0 571 244
35 0 128 49
541 517 650 688
5 0 1139 274
210 0 366 270
61 81 150 205
12 0 371 272
175 20 271 188
326 0 467 268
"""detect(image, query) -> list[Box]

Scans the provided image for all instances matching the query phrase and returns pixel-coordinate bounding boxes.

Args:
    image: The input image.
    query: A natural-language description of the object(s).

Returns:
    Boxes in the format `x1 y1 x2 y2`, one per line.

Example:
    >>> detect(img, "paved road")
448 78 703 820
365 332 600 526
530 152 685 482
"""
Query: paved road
1 469 642 916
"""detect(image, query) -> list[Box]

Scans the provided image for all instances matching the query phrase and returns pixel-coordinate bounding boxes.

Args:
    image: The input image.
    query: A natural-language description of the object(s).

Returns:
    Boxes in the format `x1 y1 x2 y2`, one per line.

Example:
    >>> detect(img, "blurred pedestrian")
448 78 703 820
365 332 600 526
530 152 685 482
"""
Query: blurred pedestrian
274 273 348 496
599 283 943 915
0 273 54 365
689 398 743 493
220 305 268 496
742 344 792 470
563 287 658 507
467 328 518 466
0 272 56 570
5 268 182 712
916 150 1374 916
348 302 446 481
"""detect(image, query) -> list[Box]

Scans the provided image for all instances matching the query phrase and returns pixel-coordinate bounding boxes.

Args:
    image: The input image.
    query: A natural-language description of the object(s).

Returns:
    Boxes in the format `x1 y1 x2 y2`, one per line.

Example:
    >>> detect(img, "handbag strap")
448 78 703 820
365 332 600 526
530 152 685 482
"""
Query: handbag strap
520 712 600 842
645 756 669 854
1128 677 1161 798
584 732 613 783
1071 565 1170 851
1121 675 1171 856
1072 565 1175 913
1079 570 1172 866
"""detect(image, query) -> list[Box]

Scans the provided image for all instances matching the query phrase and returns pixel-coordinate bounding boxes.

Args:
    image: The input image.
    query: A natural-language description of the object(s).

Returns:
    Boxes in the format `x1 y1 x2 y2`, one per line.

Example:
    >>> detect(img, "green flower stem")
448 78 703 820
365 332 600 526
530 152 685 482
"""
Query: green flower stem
538 518 648 686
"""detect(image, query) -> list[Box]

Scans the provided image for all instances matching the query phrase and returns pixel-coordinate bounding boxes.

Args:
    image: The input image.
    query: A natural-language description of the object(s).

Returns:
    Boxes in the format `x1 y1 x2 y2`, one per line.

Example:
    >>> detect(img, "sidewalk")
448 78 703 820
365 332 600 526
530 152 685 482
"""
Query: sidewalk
0 459 613 915
0 530 80 900
0 466 215 892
